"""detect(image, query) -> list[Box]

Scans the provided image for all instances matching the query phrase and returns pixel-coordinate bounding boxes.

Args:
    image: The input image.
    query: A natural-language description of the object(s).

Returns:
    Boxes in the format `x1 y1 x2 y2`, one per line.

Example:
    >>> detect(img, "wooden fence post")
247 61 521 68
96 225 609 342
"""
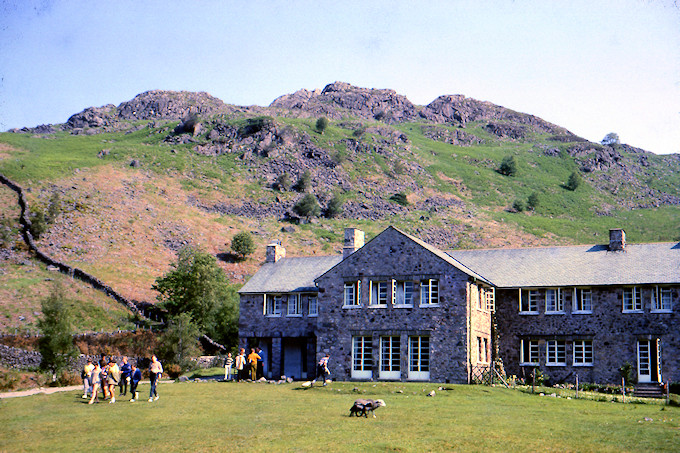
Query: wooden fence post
575 374 579 399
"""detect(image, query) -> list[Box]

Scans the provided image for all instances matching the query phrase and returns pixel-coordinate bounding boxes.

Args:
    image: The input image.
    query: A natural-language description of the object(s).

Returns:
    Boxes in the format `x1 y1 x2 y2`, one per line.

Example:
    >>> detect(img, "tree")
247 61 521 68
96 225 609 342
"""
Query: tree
512 199 526 212
527 192 540 211
231 231 256 259
325 193 344 218
566 171 581 191
498 156 517 176
315 117 329 134
37 283 77 380
153 246 237 343
158 313 201 369
601 132 620 146
294 170 312 193
293 193 321 219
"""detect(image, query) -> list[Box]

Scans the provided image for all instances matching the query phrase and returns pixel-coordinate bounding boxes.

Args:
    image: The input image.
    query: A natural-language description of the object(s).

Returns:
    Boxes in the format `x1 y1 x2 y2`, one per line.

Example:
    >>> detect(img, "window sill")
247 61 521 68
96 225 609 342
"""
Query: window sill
265 314 282 318
286 314 303 318
572 310 593 315
573 364 594 367
519 311 539 315
393 304 414 308
545 311 566 315
308 314 318 317
342 305 363 309
419 304 440 308
545 363 566 367
622 310 644 314
651 309 673 314
520 362 539 366
367 305 387 309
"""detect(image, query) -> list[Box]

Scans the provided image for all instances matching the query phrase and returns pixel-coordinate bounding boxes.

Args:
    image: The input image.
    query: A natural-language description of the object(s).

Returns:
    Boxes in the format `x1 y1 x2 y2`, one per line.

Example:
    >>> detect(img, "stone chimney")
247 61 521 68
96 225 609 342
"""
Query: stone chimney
266 241 286 263
609 228 626 251
343 228 365 259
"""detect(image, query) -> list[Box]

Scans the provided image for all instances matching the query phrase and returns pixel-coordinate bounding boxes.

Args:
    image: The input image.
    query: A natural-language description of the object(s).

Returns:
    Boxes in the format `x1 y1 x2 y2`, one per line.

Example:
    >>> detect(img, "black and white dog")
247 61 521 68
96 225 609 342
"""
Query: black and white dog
349 399 386 418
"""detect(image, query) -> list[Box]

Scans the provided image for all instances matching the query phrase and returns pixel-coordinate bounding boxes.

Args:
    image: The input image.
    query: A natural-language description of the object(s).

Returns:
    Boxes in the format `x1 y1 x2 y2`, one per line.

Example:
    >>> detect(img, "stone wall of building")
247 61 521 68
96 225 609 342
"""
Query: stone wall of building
496 285 680 384
315 227 484 383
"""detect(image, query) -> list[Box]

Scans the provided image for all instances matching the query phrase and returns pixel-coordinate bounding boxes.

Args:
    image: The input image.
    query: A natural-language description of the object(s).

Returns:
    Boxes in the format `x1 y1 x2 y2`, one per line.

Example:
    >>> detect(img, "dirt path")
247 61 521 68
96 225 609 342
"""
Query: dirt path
0 380 173 399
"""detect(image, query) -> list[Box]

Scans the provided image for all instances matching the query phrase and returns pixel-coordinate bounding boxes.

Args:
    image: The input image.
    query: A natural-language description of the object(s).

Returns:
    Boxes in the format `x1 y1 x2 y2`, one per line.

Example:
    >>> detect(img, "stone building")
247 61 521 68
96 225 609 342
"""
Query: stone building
238 227 679 386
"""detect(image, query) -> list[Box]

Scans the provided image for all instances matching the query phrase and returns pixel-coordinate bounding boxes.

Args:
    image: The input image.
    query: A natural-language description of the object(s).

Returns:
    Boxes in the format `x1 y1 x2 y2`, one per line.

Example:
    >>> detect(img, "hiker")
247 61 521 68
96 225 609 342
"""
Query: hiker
107 359 120 403
148 355 163 402
235 348 246 381
247 348 260 381
129 363 142 402
224 352 233 380
119 357 131 396
256 347 266 379
82 359 94 399
311 353 330 386
88 362 102 404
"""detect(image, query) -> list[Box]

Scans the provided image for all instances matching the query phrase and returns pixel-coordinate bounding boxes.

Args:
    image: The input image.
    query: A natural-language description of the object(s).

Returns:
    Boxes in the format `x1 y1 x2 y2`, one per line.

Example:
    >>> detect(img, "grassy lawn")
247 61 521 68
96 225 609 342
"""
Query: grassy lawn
1 381 678 452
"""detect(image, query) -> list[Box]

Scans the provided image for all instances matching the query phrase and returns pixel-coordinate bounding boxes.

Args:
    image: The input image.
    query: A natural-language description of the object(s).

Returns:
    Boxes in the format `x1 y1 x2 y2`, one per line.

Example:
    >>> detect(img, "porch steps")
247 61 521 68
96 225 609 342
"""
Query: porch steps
633 383 664 398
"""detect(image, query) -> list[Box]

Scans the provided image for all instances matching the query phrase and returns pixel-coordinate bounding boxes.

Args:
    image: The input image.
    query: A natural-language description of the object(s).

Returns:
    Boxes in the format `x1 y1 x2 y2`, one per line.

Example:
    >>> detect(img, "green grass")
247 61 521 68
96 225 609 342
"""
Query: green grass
1 382 678 452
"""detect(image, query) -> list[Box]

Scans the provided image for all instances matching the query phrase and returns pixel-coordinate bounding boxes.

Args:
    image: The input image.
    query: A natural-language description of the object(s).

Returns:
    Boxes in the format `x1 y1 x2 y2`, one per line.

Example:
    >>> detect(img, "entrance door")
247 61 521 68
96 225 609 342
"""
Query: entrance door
283 340 302 380
637 340 660 383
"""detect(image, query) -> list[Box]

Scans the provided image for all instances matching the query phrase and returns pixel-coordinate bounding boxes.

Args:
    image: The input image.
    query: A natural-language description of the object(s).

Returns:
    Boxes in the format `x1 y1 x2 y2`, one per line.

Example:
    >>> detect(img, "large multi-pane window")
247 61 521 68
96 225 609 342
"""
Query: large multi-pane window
520 289 539 313
352 336 373 379
393 280 415 306
546 340 567 366
265 295 282 316
379 336 401 379
520 339 539 365
308 296 318 316
343 281 361 307
485 287 495 311
622 287 642 312
652 287 672 312
545 289 564 313
408 336 430 380
573 340 593 366
420 279 439 306
286 294 302 316
369 281 389 306
574 288 593 313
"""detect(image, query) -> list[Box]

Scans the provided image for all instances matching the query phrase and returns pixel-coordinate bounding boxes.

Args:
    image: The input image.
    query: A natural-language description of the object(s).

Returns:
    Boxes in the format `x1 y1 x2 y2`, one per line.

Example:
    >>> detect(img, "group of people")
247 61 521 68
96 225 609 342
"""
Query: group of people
82 354 163 404
223 348 330 385
224 347 267 381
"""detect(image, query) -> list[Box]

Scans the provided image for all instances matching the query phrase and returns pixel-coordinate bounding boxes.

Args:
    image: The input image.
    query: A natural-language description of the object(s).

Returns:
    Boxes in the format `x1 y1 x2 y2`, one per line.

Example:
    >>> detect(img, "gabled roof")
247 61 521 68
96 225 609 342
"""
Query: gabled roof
447 242 680 288
238 255 342 294
313 226 491 285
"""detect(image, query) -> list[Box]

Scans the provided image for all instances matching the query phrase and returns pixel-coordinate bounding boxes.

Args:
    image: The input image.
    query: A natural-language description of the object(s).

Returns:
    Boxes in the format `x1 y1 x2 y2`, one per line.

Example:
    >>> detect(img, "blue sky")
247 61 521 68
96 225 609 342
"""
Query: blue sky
1 0 679 154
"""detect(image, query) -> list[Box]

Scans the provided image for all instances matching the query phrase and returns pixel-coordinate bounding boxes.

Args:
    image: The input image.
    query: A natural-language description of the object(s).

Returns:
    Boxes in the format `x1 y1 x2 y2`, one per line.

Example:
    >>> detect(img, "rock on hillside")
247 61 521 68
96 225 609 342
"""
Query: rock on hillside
270 81 419 123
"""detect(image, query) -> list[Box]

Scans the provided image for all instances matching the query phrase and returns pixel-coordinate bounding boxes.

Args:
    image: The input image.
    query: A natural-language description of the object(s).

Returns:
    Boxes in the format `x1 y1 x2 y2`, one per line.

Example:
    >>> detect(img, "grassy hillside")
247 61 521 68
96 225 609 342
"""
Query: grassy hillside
1 86 679 334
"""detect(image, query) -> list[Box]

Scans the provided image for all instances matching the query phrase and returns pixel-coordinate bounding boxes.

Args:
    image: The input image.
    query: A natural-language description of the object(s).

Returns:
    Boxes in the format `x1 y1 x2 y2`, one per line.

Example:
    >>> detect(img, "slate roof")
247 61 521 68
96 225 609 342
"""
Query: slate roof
238 255 343 294
447 242 680 288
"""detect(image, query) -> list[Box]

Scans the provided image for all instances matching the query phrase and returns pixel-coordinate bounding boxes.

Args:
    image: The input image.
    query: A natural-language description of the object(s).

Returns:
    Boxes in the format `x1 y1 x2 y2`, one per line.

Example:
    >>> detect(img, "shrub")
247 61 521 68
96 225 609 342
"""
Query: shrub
325 194 344 218
28 209 47 239
315 117 329 134
527 192 540 211
293 193 321 218
46 192 61 223
512 199 526 212
566 171 581 191
231 231 255 259
275 173 292 192
0 217 14 248
498 156 517 176
389 192 409 206
294 170 312 193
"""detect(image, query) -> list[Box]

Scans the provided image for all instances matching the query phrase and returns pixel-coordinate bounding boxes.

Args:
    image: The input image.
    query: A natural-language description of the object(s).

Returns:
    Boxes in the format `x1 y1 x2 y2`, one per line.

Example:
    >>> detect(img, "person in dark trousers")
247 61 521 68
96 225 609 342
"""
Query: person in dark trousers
311 353 330 386
119 356 131 396
148 354 163 402
129 364 142 402
256 347 265 379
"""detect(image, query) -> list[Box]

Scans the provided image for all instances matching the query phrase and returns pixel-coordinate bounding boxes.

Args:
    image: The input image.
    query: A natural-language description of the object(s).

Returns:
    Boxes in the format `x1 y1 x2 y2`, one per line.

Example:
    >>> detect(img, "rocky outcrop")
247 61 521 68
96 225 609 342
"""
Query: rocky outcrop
270 81 418 123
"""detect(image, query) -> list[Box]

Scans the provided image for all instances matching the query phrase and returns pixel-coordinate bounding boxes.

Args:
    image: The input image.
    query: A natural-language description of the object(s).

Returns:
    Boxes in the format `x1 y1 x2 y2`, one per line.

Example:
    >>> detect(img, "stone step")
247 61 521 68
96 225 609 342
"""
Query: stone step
633 383 664 398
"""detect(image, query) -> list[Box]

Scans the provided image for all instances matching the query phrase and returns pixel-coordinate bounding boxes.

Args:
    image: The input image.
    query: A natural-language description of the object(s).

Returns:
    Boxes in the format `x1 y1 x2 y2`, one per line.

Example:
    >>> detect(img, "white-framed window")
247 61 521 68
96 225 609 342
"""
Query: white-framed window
652 286 672 312
379 336 401 379
545 288 565 313
351 336 373 379
471 285 482 310
264 294 282 317
622 287 642 312
420 279 439 306
286 294 302 316
343 281 361 307
485 287 495 311
408 336 430 380
308 296 318 317
520 339 539 365
369 281 389 307
573 340 593 366
393 280 415 307
477 337 489 364
574 288 593 313
546 340 566 366
519 289 539 314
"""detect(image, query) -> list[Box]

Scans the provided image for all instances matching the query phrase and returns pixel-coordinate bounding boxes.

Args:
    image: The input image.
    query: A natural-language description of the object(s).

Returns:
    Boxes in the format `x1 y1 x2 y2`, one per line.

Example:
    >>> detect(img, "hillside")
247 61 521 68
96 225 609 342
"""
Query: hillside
1 82 679 333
